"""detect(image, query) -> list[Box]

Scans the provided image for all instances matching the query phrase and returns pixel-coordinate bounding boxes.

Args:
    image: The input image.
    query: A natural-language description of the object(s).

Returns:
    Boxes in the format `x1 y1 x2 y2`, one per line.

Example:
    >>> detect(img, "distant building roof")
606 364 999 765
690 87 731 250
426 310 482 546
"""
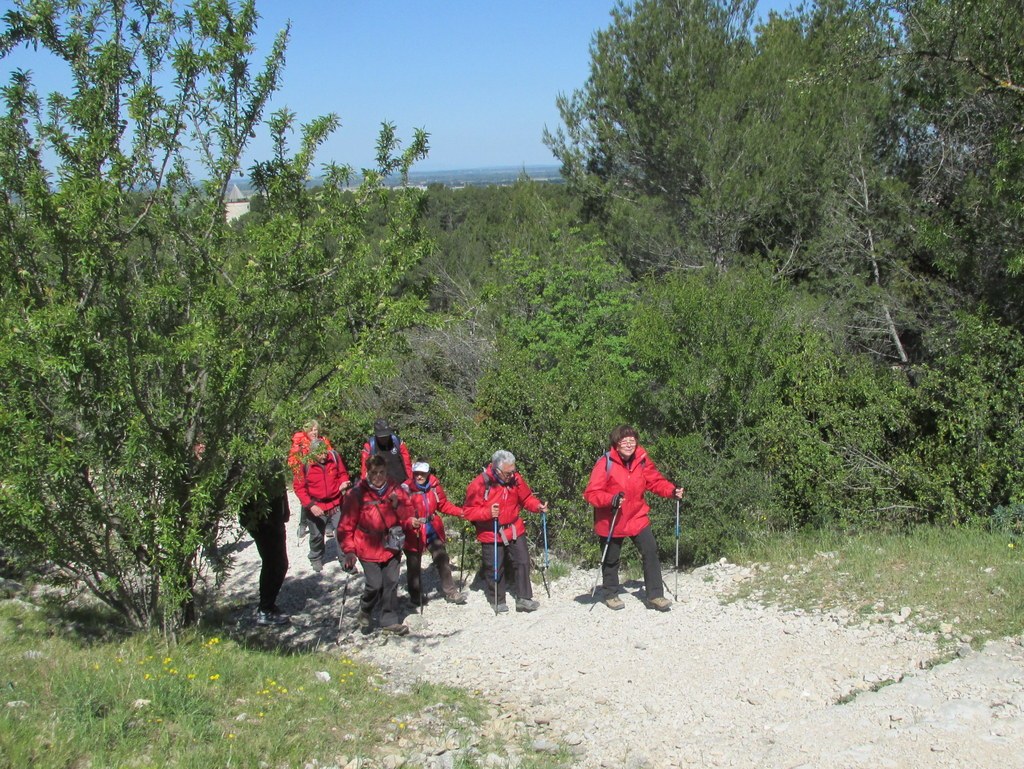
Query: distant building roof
226 184 248 202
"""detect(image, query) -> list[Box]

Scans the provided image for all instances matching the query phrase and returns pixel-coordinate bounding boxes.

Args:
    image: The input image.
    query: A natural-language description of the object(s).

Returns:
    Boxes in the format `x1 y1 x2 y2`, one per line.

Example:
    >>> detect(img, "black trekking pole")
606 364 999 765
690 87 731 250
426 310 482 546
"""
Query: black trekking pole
337 562 355 632
674 497 681 599
590 495 623 601
661 490 683 601
419 555 425 618
492 517 500 614
458 522 468 593
540 509 551 599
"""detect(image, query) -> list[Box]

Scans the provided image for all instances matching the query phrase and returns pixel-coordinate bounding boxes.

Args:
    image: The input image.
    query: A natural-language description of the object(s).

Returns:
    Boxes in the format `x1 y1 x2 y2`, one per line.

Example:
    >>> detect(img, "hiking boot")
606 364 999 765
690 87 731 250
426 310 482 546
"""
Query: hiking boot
603 594 625 611
444 590 468 605
515 598 540 613
296 519 308 540
492 601 509 614
309 559 323 573
382 623 410 636
256 609 289 626
646 596 672 612
355 610 372 629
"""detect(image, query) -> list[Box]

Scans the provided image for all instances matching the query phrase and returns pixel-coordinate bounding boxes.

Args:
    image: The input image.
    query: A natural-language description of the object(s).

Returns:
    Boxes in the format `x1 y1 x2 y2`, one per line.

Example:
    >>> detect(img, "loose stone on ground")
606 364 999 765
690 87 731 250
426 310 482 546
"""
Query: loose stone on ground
216 494 1024 769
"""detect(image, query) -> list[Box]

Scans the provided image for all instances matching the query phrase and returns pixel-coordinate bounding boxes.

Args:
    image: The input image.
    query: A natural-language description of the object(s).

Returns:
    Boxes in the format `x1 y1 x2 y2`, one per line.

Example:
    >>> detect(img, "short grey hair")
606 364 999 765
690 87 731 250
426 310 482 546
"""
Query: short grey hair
491 449 516 470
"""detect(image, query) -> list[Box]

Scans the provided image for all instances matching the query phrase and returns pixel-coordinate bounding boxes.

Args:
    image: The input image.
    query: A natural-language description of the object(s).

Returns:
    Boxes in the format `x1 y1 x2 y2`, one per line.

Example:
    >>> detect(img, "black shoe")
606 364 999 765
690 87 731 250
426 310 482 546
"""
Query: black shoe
256 610 289 626
515 598 539 613
309 560 323 573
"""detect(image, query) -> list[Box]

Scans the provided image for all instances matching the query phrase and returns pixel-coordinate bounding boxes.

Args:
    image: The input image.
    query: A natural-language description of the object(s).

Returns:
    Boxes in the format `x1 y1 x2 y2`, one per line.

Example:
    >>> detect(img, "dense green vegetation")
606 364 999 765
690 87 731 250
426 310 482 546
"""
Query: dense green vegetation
2 0 1023 629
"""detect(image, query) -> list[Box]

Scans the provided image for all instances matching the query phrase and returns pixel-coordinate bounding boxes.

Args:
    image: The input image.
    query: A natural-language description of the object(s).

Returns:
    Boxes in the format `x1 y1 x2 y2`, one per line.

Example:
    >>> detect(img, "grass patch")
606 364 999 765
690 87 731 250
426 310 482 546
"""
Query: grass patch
0 600 566 769
726 525 1024 645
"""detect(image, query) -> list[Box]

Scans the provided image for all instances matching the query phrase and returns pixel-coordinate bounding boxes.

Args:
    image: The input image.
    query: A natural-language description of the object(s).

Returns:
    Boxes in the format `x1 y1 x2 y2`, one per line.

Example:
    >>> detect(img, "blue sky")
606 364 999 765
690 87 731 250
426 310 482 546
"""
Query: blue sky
2 0 794 173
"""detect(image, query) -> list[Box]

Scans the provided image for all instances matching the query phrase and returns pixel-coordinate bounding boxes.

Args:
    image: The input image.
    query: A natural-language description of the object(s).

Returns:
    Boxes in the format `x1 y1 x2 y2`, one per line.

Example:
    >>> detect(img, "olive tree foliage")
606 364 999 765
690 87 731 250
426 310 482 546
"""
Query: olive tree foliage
0 0 429 630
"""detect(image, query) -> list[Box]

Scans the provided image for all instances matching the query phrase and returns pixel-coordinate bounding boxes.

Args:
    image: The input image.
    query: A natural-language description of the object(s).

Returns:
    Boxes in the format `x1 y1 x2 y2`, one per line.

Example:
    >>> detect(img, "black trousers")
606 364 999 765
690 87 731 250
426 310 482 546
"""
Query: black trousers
249 518 289 612
480 535 532 604
599 524 663 600
359 554 402 627
404 538 458 603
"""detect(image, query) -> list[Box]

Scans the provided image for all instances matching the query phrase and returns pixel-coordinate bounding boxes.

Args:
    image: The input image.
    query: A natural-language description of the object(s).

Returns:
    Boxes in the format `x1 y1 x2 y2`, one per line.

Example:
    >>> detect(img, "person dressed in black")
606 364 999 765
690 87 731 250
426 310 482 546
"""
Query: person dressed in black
240 460 291 626
360 418 413 484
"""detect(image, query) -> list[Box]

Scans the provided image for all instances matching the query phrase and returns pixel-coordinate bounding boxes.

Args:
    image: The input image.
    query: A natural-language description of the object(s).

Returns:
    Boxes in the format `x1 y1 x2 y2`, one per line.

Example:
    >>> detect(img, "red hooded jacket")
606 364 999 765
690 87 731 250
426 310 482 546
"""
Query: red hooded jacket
338 478 415 562
583 445 677 538
405 474 463 554
291 448 350 514
463 464 543 544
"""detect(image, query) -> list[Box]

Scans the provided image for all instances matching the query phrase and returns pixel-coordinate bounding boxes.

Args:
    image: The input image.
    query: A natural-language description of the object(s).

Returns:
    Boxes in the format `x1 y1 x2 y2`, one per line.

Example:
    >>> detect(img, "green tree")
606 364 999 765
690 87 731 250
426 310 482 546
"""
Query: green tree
903 313 1024 525
548 0 932 365
545 0 758 272
0 0 428 631
625 268 917 553
469 228 633 554
892 0 1024 327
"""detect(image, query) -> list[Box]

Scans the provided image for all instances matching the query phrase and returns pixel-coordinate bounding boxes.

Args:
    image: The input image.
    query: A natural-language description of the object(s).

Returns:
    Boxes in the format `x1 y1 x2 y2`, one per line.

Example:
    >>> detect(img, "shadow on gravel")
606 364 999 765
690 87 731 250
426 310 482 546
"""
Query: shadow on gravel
571 578 646 606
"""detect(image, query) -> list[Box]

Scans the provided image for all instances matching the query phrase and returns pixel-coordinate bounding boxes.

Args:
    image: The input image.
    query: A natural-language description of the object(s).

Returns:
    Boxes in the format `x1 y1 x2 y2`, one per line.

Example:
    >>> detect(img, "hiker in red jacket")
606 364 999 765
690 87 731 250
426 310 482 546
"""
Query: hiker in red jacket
583 425 684 612
288 420 339 541
339 455 419 635
292 436 351 573
463 450 548 613
404 461 468 606
360 418 413 483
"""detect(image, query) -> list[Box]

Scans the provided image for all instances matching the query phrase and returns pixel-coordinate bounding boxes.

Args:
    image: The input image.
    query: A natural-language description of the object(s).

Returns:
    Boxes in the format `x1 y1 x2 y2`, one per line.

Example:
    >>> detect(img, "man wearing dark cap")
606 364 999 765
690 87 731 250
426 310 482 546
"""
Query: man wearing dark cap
360 418 413 483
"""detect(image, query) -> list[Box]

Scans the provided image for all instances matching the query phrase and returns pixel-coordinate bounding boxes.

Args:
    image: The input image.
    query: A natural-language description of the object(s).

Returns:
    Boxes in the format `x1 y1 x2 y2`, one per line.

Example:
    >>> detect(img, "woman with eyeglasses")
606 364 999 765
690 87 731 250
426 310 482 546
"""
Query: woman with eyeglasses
583 425 684 612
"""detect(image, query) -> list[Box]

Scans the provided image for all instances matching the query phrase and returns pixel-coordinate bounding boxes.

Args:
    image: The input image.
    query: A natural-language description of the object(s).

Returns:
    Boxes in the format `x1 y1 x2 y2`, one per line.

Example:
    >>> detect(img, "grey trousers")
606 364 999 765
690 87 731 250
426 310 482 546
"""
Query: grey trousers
304 507 328 565
359 555 402 627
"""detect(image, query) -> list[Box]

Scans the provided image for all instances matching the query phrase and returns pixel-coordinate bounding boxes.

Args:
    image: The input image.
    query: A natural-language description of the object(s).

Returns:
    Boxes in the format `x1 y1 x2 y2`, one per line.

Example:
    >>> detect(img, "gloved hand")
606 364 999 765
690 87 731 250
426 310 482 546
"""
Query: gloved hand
612 492 625 509
343 553 357 572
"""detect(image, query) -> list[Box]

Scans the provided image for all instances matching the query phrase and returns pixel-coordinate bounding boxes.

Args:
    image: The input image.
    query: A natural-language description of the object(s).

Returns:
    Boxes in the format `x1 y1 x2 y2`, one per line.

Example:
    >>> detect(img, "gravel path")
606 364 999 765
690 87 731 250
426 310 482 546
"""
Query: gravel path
218 494 1024 769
